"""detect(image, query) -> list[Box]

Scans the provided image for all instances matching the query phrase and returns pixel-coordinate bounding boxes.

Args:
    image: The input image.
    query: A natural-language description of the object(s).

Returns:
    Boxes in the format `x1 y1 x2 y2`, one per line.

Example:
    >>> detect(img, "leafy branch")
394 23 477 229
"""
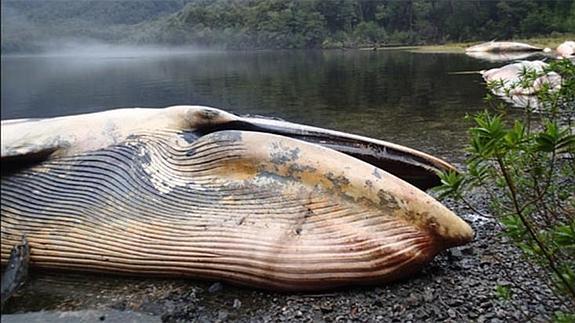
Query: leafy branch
436 59 575 320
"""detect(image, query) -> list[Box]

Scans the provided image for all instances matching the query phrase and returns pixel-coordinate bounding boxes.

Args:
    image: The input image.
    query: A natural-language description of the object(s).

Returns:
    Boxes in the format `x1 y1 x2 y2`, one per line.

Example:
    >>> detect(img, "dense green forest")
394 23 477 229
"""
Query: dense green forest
148 0 575 48
2 0 574 52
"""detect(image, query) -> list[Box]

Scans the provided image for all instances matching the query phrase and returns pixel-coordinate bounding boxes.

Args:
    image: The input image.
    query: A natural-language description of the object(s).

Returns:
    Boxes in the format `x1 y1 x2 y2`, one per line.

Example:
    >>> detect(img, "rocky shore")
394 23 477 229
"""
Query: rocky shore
2 199 567 322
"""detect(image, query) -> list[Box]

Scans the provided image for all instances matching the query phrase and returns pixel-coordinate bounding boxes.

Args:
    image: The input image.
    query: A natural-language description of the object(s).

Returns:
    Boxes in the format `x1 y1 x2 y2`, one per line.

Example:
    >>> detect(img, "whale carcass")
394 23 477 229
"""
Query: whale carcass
466 41 542 53
480 60 562 109
1 106 473 291
557 41 575 59
464 51 541 63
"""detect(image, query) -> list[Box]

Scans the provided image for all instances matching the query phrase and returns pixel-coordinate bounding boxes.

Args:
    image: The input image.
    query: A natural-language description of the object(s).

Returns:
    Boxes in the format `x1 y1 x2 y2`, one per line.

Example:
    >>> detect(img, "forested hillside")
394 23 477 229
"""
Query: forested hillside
1 0 193 52
2 0 574 52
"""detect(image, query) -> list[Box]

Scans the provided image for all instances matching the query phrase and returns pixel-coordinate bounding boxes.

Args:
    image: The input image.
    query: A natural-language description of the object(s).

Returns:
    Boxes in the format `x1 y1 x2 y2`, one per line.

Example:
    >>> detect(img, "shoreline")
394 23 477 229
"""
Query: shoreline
409 33 574 54
2 33 573 56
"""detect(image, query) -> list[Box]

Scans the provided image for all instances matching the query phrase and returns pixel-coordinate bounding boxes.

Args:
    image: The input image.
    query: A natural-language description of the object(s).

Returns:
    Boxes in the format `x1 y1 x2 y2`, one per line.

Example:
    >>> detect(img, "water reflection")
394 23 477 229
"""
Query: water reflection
2 49 498 161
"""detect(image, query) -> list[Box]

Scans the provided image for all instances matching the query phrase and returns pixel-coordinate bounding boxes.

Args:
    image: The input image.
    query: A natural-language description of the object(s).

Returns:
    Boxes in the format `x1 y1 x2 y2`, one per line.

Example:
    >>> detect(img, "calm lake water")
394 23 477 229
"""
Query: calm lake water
0 49 523 313
2 49 502 164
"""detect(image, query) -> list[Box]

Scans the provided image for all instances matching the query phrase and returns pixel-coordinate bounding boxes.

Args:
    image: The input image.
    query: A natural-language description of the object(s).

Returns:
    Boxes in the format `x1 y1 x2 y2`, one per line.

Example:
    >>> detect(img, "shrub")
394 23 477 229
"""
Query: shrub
435 59 575 320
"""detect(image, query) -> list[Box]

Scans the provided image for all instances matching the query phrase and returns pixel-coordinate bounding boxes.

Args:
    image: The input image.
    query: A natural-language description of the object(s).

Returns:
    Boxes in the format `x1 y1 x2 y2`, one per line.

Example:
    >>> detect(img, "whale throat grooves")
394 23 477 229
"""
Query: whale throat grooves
1 129 468 291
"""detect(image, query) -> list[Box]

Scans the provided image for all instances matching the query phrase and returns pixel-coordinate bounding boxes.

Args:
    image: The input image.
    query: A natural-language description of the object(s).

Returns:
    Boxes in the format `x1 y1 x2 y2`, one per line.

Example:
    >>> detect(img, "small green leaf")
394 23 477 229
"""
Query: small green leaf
495 285 512 301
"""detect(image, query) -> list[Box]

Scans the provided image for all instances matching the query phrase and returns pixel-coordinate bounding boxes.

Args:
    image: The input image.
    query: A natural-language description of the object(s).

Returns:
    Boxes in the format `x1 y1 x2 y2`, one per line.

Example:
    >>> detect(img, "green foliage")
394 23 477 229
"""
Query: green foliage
554 311 575 323
495 284 512 301
436 59 575 314
2 0 575 51
353 21 385 45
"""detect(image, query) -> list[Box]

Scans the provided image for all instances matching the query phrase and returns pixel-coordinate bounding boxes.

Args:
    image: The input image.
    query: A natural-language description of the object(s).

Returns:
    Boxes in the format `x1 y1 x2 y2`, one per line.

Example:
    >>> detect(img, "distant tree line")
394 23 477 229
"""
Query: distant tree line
2 0 575 52
139 0 575 48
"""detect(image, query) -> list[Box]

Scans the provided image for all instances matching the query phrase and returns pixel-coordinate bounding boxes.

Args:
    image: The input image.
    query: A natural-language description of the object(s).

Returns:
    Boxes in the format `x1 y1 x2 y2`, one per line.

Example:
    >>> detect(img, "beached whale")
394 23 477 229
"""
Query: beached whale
480 60 562 109
466 41 542 53
1 106 473 291
481 60 562 96
557 41 575 58
464 51 541 63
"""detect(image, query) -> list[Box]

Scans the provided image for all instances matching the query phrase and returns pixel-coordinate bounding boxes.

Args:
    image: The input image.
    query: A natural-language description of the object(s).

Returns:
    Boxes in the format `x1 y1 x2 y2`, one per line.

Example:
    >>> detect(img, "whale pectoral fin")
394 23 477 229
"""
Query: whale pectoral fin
0 237 30 310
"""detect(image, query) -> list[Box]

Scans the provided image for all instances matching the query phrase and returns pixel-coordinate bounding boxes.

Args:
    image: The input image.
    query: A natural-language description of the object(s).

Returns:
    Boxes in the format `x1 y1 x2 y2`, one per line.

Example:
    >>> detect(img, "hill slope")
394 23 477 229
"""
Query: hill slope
2 0 574 53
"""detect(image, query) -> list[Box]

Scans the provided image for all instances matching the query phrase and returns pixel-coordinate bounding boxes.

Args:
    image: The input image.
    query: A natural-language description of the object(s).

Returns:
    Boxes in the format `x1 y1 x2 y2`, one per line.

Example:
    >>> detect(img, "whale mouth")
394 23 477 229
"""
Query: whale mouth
192 116 456 191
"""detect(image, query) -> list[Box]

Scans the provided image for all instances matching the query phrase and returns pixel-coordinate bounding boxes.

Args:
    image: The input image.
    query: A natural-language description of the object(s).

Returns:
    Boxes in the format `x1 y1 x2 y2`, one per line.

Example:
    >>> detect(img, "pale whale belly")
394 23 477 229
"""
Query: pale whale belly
1 129 472 291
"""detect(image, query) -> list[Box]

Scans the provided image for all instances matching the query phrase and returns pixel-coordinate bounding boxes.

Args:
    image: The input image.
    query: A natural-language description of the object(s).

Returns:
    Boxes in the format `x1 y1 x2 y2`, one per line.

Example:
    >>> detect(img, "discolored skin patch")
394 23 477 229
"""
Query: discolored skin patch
198 108 221 120
325 172 351 191
206 130 243 144
269 143 301 166
377 189 402 213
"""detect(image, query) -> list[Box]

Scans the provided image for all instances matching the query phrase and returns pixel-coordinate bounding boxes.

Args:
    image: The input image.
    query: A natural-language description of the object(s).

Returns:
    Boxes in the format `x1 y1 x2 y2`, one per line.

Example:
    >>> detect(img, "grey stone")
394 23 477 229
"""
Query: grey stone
423 289 434 302
208 282 223 293
217 310 229 321
1 310 160 323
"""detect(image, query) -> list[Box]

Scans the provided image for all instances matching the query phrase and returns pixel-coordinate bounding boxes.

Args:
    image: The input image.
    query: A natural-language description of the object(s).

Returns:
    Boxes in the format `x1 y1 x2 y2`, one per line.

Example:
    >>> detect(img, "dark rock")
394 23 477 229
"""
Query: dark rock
198 315 211 323
423 289 434 302
217 310 229 321
461 247 475 255
449 248 463 259
139 302 165 315
481 301 493 309
406 293 419 307
496 309 507 318
208 282 223 293
448 298 464 307
415 308 428 320
320 303 333 313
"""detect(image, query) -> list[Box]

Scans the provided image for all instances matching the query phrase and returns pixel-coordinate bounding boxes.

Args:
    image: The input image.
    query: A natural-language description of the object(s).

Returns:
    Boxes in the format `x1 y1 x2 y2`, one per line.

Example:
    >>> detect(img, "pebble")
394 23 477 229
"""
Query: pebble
208 282 223 294
406 293 419 307
217 310 229 321
423 289 434 302
449 248 463 259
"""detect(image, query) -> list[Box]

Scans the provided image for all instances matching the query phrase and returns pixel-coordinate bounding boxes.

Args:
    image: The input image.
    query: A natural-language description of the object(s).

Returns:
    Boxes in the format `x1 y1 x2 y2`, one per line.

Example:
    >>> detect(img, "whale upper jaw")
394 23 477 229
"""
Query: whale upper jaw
1 105 456 190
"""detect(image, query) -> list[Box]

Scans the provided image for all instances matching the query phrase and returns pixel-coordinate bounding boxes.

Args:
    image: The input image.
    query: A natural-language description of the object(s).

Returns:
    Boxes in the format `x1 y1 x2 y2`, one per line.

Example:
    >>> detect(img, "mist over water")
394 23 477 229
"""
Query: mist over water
4 41 212 58
2 48 503 163
1 0 192 54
